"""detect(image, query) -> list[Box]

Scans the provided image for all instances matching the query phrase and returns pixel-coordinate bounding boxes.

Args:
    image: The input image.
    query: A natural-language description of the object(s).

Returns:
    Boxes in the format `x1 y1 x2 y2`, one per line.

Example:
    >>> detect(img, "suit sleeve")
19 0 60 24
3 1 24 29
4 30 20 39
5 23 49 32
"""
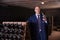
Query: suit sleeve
27 16 32 23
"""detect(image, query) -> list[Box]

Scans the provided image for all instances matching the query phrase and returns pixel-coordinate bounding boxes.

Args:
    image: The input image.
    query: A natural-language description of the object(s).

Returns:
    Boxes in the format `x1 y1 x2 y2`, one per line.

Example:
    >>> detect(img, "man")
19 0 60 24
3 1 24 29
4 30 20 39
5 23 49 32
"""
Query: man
28 6 48 40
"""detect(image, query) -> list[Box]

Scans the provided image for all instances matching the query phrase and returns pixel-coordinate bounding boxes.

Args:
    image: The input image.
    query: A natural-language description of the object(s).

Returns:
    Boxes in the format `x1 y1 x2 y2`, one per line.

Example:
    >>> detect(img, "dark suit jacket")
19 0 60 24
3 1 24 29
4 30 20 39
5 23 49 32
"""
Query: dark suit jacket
28 13 48 40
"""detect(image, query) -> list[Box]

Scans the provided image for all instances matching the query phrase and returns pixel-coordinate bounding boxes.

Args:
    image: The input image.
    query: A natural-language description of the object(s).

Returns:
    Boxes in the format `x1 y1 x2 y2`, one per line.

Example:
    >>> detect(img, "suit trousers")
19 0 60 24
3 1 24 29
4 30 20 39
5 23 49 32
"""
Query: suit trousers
37 31 46 40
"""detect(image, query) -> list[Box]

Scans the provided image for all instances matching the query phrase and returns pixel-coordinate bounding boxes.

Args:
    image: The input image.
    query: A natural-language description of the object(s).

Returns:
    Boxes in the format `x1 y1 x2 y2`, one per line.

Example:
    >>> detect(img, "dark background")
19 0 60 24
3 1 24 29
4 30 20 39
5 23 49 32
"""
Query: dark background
0 5 60 26
0 5 34 21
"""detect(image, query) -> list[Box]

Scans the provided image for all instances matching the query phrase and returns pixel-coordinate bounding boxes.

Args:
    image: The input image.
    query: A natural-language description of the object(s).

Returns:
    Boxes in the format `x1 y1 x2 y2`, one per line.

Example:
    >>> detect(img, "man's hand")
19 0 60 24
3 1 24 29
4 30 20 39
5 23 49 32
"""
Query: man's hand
43 15 47 23
43 15 47 21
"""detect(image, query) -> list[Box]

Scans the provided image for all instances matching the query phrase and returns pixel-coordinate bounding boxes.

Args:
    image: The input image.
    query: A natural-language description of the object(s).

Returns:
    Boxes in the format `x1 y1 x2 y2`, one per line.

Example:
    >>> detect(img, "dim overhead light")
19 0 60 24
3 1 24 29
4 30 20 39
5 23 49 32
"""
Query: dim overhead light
41 2 44 4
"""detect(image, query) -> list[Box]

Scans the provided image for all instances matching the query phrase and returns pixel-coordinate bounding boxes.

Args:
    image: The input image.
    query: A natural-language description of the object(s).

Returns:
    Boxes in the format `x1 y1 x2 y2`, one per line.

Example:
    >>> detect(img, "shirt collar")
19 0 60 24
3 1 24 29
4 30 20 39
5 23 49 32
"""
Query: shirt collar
35 13 40 19
35 13 40 16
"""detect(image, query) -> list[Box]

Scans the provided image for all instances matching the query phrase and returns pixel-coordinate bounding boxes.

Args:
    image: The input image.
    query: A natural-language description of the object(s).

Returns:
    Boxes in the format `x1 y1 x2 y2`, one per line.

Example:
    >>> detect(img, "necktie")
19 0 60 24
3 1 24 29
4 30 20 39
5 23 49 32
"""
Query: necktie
38 15 41 32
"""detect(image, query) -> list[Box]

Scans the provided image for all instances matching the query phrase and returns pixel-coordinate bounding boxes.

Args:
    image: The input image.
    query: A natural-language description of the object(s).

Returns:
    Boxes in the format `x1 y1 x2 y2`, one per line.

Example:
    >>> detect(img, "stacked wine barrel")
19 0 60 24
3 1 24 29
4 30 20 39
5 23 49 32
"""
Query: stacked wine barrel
0 22 27 40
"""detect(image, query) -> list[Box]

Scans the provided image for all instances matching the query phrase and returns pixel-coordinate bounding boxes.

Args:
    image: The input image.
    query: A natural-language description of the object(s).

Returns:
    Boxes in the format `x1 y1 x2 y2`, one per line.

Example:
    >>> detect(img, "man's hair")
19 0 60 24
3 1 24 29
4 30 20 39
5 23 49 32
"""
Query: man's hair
34 6 40 9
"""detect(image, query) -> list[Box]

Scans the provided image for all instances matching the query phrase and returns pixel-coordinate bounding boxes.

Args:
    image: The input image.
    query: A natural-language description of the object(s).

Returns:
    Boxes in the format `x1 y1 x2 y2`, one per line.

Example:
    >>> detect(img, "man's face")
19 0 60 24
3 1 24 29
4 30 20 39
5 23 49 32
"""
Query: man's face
34 6 40 14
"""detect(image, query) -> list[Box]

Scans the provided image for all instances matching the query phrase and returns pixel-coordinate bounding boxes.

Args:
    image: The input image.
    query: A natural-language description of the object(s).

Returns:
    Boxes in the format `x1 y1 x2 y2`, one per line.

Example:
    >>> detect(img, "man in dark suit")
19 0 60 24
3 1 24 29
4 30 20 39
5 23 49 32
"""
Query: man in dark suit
28 6 48 40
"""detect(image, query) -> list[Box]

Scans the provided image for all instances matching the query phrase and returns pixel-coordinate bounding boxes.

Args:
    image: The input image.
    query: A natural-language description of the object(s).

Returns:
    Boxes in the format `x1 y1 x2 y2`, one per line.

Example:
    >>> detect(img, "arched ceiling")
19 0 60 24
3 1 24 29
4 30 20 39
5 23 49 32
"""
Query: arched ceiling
0 0 60 9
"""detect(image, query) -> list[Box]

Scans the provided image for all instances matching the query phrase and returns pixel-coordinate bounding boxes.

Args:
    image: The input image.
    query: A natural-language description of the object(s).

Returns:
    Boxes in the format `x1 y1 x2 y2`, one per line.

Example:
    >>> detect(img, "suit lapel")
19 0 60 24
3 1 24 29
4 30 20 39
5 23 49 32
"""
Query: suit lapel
34 15 38 22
